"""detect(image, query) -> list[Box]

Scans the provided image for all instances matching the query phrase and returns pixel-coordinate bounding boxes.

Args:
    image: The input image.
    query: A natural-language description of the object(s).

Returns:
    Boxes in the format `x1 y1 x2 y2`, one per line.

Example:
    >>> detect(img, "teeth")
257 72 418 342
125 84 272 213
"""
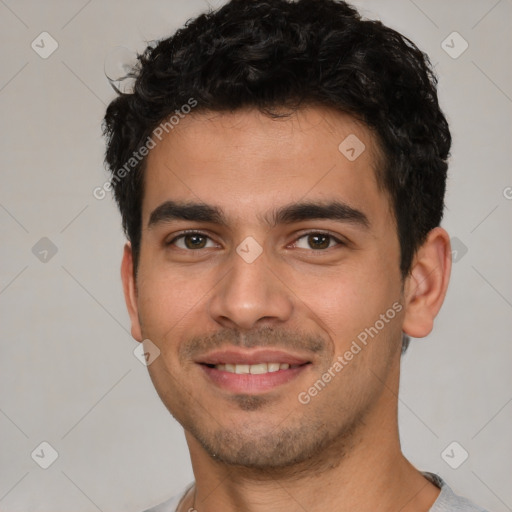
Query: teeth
268 363 281 372
213 362 298 374
235 364 250 374
250 363 268 374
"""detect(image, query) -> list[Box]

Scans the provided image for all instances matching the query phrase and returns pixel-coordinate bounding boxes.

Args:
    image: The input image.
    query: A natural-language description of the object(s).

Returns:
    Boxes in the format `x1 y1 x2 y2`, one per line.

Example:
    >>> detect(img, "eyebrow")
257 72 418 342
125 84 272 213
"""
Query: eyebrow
148 200 370 229
266 201 370 229
148 201 226 228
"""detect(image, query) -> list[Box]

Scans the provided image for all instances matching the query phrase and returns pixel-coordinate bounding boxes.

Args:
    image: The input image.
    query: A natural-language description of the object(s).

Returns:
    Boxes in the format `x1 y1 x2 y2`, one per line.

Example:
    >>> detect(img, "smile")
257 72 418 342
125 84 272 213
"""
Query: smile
207 362 302 374
196 348 312 393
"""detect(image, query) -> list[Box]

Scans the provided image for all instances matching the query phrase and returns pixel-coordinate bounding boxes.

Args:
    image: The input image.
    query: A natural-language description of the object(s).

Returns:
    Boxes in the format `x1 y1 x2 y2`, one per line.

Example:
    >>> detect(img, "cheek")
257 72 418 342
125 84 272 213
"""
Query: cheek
136 269 210 405
136 265 211 343
297 261 402 353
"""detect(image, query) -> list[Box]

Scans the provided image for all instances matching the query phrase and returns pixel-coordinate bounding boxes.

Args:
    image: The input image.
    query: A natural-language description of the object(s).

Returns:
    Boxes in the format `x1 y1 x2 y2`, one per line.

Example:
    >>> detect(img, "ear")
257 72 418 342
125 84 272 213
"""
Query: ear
402 227 452 338
121 242 143 342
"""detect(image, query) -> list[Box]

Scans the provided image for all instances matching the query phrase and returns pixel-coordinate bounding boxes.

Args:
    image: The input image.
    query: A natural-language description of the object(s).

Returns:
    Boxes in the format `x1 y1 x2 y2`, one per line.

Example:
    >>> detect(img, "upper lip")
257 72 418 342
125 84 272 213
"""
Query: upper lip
196 349 311 366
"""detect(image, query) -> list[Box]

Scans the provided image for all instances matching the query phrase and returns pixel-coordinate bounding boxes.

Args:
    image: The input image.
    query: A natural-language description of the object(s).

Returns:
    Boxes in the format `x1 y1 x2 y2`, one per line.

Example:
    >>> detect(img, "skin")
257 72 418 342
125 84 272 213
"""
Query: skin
121 106 452 512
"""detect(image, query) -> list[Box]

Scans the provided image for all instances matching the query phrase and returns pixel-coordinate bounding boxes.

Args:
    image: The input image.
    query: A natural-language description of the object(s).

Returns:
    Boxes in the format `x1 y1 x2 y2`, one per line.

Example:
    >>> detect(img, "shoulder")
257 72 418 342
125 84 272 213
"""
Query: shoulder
140 483 194 512
424 472 490 512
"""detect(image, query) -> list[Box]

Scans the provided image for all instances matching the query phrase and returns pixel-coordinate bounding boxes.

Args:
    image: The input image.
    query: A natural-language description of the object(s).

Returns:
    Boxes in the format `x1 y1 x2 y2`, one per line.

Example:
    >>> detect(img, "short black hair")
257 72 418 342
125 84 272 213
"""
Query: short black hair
103 0 451 277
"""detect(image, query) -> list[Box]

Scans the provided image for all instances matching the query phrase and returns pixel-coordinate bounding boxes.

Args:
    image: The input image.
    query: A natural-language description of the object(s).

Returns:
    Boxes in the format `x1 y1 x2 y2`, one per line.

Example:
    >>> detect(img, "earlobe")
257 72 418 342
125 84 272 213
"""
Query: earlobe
402 227 452 338
121 243 143 342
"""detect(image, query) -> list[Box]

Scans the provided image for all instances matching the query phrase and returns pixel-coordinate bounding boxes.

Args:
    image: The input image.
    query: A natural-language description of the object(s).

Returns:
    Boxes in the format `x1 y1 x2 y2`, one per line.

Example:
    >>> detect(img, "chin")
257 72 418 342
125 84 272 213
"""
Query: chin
187 414 359 473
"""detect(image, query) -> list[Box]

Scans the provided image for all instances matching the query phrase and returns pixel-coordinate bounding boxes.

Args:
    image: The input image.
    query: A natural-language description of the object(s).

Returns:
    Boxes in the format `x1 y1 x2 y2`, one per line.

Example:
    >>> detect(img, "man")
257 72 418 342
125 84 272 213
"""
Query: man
102 0 488 510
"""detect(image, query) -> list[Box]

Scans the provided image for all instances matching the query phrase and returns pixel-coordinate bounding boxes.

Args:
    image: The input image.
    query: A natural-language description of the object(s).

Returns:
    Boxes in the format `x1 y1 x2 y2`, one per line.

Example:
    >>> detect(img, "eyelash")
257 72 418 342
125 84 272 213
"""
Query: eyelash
166 230 345 251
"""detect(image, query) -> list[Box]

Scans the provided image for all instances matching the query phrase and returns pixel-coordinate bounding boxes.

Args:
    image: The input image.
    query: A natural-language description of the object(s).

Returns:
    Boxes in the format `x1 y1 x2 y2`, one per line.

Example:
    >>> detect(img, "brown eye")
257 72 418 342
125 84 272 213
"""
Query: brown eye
293 232 342 250
183 234 208 249
168 232 215 250
307 234 330 249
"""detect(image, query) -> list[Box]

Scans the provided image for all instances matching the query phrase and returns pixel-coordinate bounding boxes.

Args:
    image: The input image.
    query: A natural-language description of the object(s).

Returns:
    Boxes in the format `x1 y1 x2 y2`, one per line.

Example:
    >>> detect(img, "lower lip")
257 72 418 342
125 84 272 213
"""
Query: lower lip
199 364 310 394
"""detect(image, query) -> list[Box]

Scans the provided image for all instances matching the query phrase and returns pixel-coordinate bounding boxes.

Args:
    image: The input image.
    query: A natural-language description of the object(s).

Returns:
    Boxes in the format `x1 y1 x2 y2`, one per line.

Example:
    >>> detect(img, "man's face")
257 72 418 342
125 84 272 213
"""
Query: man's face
124 107 406 470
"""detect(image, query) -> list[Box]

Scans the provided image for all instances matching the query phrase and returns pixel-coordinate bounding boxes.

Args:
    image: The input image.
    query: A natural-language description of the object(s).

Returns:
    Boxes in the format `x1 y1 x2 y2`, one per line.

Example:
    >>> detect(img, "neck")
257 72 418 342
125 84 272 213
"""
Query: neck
179 367 440 512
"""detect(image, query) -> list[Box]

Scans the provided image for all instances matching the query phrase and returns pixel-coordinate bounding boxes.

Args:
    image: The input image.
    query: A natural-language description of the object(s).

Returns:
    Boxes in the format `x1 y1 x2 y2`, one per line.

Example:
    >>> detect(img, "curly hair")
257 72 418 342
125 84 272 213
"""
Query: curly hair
103 0 451 277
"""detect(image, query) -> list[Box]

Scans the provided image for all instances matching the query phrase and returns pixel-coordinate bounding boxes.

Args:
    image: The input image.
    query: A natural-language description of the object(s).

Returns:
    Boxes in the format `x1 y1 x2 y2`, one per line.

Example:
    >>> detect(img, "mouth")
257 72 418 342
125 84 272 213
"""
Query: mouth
196 349 312 394
203 362 304 374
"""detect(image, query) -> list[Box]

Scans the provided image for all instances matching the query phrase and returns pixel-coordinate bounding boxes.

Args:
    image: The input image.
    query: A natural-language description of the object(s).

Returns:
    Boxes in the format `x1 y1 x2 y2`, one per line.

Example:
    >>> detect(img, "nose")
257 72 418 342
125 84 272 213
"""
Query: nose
208 246 294 331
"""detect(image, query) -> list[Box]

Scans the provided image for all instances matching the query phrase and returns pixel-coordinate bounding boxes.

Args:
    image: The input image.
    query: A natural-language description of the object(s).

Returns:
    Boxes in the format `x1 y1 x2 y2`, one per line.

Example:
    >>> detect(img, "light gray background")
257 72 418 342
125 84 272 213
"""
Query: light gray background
1 1 511 511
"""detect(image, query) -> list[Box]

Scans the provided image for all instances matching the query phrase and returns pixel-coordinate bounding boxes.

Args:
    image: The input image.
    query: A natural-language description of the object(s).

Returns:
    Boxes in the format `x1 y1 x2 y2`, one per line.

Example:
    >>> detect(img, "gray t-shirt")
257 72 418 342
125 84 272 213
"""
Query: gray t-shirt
142 472 489 512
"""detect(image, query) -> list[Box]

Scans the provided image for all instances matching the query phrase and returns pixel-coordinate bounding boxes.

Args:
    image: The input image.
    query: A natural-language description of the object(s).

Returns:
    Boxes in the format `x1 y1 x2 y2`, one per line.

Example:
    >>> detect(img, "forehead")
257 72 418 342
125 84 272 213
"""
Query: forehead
142 106 389 227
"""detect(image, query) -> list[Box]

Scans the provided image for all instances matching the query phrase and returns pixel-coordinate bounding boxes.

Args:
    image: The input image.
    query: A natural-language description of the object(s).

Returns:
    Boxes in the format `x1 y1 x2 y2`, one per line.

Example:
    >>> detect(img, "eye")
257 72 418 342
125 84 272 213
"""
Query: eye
168 232 217 250
293 232 343 250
